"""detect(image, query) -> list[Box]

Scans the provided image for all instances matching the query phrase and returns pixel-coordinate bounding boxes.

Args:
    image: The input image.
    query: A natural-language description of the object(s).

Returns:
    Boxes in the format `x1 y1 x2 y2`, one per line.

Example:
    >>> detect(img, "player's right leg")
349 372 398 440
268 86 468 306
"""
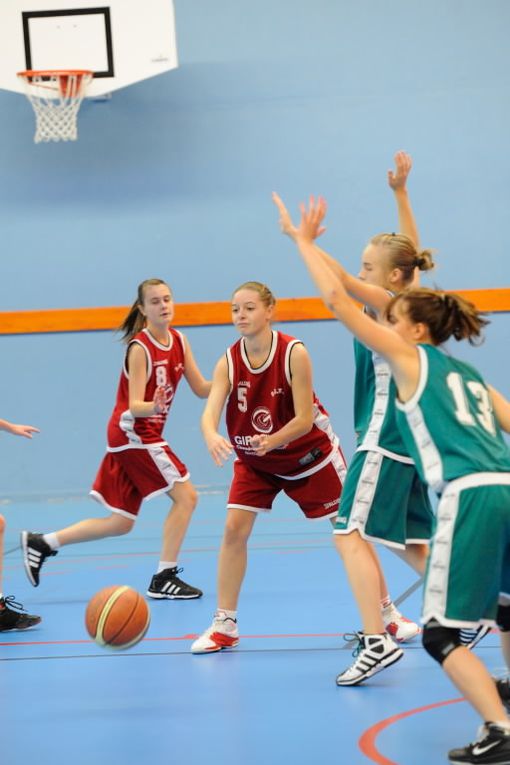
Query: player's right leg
334 451 423 643
192 462 273 654
333 529 403 685
191 505 259 653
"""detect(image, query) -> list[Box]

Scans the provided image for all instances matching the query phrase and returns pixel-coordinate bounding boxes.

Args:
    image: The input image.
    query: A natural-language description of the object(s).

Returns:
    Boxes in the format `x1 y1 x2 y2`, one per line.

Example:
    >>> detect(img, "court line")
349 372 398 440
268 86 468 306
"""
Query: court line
358 697 465 765
0 630 429 649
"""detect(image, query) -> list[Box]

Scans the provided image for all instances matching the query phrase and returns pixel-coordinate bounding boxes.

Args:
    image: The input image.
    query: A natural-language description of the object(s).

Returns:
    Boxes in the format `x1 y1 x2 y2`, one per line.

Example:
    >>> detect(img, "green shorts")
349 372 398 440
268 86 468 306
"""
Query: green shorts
333 449 434 549
422 472 510 628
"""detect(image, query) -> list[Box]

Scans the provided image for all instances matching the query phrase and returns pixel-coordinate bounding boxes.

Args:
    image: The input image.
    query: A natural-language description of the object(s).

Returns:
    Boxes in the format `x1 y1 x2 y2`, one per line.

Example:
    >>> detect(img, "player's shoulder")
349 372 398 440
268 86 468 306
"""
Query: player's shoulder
170 327 187 352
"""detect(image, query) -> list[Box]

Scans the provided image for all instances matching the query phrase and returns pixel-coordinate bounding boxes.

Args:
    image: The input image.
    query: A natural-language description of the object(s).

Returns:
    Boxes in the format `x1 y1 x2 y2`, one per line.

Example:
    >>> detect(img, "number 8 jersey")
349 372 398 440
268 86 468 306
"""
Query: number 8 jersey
107 328 186 450
396 344 510 493
225 330 340 478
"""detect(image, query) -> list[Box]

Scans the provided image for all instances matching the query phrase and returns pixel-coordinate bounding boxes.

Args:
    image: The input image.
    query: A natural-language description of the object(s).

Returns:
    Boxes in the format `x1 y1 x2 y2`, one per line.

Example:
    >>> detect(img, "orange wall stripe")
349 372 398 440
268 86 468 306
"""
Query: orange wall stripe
0 289 508 336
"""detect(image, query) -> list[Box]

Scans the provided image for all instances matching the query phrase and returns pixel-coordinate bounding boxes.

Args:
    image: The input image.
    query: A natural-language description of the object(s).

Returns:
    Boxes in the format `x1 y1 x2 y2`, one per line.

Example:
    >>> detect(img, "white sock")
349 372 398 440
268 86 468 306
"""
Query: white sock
0 592 3 601
43 533 60 550
494 720 510 732
216 608 237 624
157 561 177 573
381 596 393 610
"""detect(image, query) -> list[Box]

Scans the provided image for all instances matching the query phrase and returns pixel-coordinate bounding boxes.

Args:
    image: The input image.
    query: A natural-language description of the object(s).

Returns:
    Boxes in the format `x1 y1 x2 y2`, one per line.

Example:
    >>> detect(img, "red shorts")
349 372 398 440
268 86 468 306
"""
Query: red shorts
90 444 190 519
227 448 346 520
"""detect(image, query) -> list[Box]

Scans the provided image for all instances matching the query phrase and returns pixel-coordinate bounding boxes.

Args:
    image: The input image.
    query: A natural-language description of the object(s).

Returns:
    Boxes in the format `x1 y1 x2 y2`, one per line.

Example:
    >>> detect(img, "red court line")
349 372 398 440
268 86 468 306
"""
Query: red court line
359 697 465 765
1 628 495 648
0 631 347 647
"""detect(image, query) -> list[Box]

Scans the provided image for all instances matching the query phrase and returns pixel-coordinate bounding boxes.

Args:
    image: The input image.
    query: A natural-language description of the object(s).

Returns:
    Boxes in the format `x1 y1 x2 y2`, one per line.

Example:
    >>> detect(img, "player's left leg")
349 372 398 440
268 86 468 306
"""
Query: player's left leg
148 479 201 599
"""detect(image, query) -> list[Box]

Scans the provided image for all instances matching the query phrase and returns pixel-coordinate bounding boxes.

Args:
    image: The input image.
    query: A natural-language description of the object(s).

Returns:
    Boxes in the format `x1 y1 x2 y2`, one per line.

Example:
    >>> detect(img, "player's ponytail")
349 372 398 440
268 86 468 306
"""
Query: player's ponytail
370 233 435 286
387 288 490 346
118 278 170 343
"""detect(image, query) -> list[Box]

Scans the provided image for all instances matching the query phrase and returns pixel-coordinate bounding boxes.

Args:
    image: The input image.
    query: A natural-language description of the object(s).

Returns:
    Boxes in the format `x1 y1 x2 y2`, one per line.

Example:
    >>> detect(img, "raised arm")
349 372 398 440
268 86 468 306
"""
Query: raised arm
388 150 420 249
201 355 234 466
251 343 315 456
182 334 212 398
273 191 391 315
292 198 420 401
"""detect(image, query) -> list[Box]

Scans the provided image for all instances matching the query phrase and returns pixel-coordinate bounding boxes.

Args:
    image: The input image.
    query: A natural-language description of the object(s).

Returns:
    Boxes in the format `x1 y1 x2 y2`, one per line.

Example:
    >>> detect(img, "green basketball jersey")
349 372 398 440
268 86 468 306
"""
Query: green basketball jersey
395 344 510 493
353 338 412 462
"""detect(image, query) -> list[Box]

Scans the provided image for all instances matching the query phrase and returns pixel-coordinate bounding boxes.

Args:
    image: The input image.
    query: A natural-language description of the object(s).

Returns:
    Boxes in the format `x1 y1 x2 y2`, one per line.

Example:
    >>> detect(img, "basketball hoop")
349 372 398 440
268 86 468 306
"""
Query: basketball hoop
17 69 93 143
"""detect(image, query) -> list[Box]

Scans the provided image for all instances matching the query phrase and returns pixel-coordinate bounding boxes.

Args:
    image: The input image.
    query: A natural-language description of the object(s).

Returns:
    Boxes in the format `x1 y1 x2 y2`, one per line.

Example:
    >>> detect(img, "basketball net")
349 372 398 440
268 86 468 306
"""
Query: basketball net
17 70 93 143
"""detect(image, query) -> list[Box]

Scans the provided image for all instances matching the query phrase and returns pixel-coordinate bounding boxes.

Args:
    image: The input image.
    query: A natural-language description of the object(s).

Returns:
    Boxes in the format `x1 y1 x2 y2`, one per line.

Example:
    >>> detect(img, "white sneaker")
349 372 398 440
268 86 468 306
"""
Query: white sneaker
336 633 403 686
191 613 239 654
383 603 421 642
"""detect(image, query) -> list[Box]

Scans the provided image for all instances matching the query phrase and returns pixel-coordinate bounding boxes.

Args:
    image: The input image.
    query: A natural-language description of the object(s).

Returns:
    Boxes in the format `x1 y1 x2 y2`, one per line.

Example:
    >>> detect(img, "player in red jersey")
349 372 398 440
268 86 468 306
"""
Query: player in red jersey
191 279 349 652
21 279 211 600
0 417 41 631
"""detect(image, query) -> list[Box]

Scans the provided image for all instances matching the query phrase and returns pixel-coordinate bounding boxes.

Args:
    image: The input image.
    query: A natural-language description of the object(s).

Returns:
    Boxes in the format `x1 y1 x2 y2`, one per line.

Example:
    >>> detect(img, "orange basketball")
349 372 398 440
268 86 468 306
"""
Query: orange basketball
85 585 150 650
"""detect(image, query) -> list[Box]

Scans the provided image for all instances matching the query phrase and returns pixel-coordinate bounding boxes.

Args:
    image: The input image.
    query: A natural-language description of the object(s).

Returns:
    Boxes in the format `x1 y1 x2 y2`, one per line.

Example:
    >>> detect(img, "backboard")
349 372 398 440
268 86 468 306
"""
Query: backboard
0 0 178 98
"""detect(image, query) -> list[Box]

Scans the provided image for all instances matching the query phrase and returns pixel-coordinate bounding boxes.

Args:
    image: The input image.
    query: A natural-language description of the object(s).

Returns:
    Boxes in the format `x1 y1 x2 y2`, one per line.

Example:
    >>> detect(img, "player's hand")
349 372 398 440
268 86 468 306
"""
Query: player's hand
206 433 234 466
250 433 272 456
153 386 167 414
297 195 327 243
6 423 40 439
387 151 412 191
272 192 299 239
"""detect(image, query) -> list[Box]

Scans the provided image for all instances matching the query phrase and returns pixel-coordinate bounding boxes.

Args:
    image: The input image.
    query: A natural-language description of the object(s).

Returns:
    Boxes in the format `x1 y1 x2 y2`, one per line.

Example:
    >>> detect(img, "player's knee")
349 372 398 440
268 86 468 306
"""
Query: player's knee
0 513 5 535
223 514 253 546
183 484 198 513
110 514 134 536
169 482 197 514
422 619 462 665
497 603 510 632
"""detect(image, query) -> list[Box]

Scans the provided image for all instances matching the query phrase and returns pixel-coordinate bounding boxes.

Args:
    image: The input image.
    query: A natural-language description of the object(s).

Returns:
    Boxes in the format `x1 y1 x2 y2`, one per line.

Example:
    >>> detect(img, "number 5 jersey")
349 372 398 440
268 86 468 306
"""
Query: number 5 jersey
225 330 342 478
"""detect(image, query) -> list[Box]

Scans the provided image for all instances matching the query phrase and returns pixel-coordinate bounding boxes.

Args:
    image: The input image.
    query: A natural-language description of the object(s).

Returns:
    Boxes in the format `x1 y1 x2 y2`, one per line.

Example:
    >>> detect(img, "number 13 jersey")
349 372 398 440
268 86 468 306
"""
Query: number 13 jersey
396 344 510 493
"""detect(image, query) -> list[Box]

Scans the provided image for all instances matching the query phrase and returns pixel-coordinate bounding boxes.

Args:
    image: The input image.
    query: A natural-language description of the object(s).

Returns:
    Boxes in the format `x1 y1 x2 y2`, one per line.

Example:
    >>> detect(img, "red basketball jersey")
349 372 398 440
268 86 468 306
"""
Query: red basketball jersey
107 328 186 450
225 330 338 477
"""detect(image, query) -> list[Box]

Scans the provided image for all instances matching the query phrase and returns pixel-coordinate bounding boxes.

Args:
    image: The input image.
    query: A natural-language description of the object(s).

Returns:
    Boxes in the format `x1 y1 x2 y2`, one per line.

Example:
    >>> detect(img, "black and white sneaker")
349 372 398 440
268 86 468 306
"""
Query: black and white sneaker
0 596 41 631
460 624 492 650
336 633 404 686
448 723 510 764
21 531 58 587
146 567 203 600
496 677 510 712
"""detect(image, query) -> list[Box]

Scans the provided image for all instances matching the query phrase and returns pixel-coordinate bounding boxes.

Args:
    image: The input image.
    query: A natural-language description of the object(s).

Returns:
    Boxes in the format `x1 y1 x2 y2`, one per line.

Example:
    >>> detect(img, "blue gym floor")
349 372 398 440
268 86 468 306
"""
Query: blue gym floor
0 491 501 765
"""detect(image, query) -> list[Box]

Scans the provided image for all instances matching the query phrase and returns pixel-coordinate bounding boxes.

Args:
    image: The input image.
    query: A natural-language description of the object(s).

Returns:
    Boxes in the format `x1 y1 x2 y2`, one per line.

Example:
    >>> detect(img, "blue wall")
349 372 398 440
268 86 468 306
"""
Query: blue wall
0 0 509 496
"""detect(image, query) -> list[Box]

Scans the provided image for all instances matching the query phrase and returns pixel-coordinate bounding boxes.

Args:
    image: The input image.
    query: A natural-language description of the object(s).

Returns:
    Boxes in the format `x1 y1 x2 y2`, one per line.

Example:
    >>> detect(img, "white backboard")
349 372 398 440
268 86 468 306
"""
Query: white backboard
0 0 178 97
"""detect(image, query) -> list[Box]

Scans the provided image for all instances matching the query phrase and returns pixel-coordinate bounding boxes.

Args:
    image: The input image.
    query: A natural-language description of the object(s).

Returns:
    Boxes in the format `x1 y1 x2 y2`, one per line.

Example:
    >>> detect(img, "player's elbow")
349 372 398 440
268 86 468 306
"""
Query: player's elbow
298 412 315 435
324 287 343 314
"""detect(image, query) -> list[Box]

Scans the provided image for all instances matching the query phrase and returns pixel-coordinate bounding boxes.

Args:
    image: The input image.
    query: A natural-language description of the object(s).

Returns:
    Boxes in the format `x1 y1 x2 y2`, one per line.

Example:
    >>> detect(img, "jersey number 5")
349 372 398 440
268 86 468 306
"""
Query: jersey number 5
238 386 248 413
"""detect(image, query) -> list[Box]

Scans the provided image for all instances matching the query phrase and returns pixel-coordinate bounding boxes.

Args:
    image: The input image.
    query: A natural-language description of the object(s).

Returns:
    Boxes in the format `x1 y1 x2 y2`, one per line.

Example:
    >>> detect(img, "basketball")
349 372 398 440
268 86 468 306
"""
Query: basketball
85 585 150 650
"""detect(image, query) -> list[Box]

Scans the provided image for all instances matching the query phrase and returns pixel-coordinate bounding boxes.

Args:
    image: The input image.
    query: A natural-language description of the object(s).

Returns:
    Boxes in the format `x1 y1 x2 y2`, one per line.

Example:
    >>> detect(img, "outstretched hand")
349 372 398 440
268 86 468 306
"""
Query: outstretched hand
7 423 40 439
387 150 412 191
272 192 298 239
297 195 327 243
206 432 234 467
273 192 327 242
